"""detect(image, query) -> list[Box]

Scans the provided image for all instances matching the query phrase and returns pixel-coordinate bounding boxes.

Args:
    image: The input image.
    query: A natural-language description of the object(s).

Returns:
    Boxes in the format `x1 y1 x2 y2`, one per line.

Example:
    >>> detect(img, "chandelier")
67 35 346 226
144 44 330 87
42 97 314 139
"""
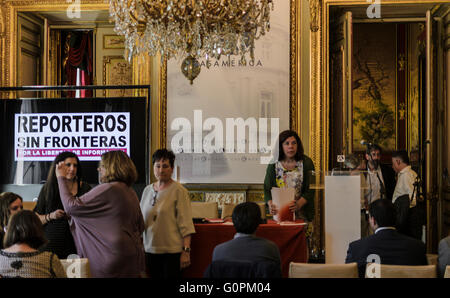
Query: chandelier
109 0 273 84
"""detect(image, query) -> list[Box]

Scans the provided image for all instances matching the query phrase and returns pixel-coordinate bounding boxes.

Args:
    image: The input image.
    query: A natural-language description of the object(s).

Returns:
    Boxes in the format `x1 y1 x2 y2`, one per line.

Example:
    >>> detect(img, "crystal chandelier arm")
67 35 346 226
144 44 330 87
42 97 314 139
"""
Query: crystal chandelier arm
110 0 273 83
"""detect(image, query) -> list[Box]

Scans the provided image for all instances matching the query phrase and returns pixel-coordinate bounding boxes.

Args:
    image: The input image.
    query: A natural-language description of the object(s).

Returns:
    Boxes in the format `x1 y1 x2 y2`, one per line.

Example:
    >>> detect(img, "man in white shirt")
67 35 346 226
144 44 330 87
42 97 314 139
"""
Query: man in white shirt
392 150 418 207
391 150 422 239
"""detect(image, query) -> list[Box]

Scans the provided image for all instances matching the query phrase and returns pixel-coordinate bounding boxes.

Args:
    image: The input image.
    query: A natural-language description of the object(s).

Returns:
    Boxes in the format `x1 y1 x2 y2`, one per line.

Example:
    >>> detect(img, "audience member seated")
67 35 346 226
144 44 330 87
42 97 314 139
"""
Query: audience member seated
438 235 450 278
56 150 145 278
34 151 91 259
345 199 427 278
0 210 66 278
206 202 281 278
0 192 24 249
204 259 281 278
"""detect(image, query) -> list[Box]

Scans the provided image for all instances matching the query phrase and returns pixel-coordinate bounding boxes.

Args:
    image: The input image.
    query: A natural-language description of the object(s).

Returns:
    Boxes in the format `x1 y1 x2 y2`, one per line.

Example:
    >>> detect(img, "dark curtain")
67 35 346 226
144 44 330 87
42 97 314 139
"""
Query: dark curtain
63 31 93 98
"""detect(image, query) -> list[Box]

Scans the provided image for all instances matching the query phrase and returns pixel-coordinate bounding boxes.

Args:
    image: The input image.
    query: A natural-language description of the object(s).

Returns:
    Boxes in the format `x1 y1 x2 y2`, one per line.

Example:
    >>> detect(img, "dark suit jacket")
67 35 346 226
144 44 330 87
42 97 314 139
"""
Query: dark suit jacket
209 234 281 278
204 259 282 278
345 229 427 277
212 234 281 264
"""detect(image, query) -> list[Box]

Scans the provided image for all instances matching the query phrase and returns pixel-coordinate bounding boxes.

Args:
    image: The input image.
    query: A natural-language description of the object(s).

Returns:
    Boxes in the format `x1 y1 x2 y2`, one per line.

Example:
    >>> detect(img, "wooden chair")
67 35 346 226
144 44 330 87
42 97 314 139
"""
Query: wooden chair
191 202 219 219
221 203 266 220
288 262 359 278
426 253 438 265
60 258 91 278
257 203 266 220
365 264 437 278
205 260 282 278
221 203 236 220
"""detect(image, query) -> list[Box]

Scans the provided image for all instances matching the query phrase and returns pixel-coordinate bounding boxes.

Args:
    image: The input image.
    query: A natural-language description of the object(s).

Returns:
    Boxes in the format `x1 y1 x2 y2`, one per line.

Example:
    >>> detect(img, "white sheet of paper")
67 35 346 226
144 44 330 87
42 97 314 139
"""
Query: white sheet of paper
271 187 295 222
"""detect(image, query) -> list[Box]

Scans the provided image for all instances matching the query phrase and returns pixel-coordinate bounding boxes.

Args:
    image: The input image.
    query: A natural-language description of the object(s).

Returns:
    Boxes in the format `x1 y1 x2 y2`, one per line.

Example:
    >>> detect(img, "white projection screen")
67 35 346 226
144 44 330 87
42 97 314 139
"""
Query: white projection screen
167 1 291 183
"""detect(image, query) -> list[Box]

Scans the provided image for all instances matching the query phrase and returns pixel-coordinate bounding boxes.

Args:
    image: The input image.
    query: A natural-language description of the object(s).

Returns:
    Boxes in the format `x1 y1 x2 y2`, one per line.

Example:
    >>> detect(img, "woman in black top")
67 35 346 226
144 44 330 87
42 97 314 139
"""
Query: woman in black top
34 151 91 259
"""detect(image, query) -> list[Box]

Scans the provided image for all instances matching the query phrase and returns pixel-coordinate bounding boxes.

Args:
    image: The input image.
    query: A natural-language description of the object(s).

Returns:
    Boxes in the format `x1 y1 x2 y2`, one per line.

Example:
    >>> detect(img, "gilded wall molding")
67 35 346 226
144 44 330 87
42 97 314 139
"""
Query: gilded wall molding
308 0 320 32
0 2 5 87
159 60 167 149
290 0 299 132
204 192 246 211
310 0 324 174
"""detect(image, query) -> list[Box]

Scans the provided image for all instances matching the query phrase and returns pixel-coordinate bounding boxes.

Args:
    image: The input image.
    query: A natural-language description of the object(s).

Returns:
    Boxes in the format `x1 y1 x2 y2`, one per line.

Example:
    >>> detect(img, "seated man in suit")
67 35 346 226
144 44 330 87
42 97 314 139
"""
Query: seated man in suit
345 199 427 278
208 202 281 277
438 235 450 278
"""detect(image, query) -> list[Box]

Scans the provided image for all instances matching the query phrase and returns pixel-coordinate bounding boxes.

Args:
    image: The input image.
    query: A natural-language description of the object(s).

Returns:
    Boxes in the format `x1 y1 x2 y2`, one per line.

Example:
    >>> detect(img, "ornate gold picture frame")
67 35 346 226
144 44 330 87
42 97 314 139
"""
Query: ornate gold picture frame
161 0 300 184
102 55 132 97
103 34 125 49
158 0 301 149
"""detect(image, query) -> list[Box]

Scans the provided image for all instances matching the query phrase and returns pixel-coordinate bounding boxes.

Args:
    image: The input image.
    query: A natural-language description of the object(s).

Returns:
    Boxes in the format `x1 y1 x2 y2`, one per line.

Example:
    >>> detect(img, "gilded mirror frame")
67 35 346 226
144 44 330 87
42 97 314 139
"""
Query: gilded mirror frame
309 0 449 175
0 0 109 88
157 0 302 151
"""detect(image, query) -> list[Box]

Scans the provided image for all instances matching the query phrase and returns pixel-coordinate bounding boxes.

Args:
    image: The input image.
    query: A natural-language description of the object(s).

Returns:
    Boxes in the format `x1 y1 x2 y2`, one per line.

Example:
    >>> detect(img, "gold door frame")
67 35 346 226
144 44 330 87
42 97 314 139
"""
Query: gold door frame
310 0 450 175
314 0 449 253
0 0 109 88
158 0 302 150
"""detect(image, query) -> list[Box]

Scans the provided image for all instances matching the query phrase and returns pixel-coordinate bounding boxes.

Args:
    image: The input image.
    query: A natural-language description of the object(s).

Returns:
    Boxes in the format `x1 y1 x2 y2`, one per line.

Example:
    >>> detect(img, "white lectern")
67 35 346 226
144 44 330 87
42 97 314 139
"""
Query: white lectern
324 173 362 264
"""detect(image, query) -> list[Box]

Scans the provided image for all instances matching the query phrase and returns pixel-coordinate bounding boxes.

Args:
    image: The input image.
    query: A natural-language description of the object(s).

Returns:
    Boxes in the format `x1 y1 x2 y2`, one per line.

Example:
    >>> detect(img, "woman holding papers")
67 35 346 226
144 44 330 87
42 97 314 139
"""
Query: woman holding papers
264 130 315 223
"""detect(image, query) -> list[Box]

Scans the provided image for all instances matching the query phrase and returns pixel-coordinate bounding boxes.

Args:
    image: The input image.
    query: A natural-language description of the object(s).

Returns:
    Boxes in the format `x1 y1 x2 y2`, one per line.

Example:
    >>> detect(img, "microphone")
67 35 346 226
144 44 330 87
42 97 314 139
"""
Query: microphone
360 140 372 147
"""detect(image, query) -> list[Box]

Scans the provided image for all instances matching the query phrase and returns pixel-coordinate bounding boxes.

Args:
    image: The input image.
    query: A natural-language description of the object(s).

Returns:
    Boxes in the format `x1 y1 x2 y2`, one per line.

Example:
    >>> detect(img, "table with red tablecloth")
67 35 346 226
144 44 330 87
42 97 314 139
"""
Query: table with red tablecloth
182 220 308 278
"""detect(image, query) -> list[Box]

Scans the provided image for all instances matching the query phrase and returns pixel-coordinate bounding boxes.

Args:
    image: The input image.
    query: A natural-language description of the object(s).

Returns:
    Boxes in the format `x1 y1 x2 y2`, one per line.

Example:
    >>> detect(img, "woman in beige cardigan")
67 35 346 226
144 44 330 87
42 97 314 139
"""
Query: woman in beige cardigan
140 149 195 278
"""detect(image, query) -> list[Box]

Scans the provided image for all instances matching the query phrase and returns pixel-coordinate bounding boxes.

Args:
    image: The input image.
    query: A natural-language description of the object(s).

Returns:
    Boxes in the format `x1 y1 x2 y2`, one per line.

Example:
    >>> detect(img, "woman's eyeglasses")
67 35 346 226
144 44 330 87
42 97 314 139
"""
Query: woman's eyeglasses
152 191 158 206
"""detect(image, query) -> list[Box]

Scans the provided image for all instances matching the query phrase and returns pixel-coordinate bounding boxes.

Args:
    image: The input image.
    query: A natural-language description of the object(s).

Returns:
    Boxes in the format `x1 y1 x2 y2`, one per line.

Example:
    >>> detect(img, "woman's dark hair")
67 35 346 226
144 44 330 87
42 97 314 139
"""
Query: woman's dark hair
152 149 176 168
41 151 82 209
277 130 304 161
3 210 47 250
0 192 23 229
232 202 262 234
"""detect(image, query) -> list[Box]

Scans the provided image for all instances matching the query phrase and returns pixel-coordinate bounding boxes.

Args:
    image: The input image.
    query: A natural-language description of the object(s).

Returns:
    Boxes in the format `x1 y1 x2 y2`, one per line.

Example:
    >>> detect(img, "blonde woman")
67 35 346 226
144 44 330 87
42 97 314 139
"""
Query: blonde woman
56 150 145 278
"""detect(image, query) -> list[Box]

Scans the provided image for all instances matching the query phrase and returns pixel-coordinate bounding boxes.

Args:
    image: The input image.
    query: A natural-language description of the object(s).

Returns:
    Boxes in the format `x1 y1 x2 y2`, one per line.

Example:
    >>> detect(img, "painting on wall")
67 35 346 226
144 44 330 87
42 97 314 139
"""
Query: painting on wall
103 35 125 49
352 23 396 152
102 56 132 97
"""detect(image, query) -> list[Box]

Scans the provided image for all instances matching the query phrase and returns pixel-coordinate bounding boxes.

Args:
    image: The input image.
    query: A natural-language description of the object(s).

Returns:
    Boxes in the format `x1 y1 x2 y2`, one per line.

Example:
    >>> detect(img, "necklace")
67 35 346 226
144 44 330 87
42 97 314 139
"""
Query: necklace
281 159 297 171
